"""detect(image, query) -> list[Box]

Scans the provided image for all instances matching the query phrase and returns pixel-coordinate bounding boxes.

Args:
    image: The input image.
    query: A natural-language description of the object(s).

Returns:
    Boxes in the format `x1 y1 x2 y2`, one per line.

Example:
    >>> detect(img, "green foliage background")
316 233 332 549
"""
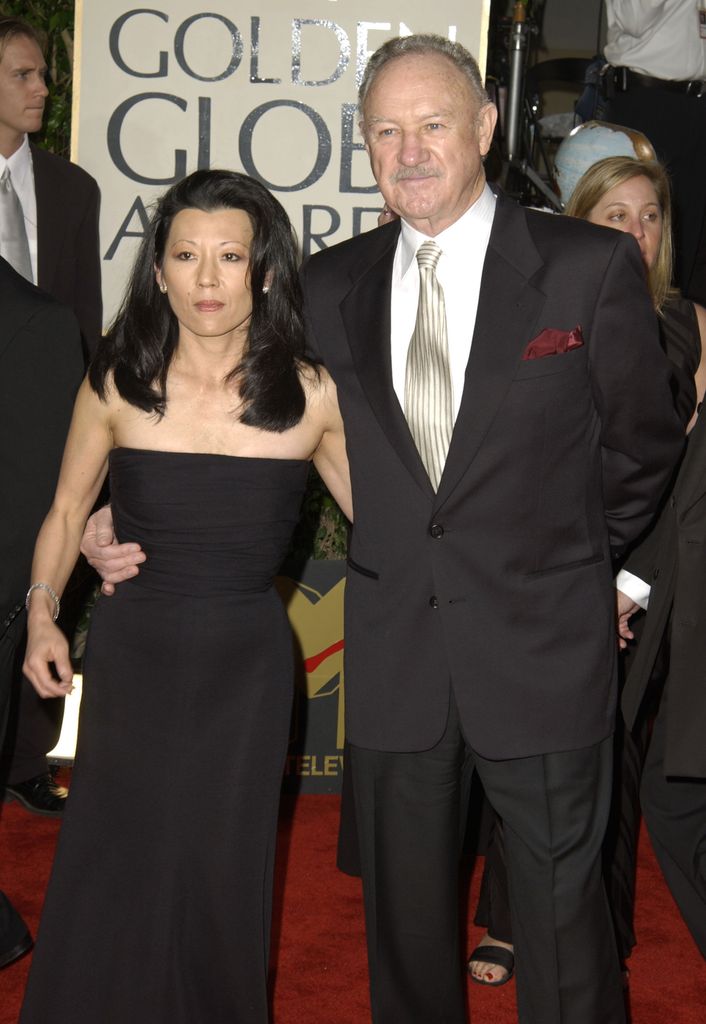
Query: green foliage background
6 0 349 560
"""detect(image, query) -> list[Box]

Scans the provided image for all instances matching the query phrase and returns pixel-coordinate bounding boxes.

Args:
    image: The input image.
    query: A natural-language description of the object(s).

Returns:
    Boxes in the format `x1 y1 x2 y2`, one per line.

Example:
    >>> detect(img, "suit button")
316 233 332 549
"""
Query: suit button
430 523 444 539
429 596 439 609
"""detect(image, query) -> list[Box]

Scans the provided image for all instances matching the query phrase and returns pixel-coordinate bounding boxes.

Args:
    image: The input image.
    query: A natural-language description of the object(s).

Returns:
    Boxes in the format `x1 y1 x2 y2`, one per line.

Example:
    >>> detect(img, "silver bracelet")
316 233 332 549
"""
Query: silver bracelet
25 582 61 622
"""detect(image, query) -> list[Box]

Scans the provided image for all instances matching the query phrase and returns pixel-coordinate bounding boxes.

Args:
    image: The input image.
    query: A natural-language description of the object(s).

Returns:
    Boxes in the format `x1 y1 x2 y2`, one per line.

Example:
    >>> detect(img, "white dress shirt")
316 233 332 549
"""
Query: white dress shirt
616 568 651 609
604 0 706 82
0 135 38 283
391 184 496 421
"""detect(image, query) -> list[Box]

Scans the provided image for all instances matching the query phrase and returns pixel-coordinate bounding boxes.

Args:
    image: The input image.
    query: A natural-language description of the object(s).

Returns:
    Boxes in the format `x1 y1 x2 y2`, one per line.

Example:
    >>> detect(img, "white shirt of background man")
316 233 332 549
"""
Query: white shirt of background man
604 0 706 82
0 134 38 283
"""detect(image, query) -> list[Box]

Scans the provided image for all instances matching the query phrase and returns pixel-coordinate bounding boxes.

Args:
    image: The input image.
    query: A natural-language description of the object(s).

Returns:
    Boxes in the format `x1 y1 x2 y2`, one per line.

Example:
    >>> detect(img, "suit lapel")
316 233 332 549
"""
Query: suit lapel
30 145 58 293
340 198 547 503
340 225 435 497
436 196 546 506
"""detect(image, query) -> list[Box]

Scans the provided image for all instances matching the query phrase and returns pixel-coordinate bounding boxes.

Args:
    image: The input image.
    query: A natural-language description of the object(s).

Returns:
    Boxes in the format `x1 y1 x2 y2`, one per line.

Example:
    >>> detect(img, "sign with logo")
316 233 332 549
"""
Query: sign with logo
73 0 490 326
277 561 346 793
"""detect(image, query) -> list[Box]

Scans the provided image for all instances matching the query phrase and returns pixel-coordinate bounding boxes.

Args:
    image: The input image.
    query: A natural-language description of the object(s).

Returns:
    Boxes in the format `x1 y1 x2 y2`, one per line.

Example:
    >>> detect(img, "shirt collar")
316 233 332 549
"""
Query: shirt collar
0 134 31 184
398 183 497 278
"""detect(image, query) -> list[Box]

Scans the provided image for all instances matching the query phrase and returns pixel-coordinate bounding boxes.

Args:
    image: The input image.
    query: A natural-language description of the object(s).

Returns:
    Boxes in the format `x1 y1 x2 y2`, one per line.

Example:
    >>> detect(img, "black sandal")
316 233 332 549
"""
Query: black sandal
467 944 515 987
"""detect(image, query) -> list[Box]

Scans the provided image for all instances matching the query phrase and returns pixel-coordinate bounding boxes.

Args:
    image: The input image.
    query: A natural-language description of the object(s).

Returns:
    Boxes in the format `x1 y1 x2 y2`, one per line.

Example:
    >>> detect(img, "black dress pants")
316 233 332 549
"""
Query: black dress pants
349 695 625 1024
641 686 706 958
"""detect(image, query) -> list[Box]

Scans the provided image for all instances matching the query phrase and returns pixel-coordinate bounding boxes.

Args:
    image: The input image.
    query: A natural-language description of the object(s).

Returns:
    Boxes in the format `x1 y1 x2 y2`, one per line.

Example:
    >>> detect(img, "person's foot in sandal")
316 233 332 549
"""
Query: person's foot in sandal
467 933 515 986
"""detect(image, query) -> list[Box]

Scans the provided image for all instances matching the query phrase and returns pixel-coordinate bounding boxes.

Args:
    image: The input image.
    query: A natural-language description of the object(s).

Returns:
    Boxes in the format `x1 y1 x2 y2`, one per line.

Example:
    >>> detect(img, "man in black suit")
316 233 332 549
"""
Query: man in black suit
0 17 101 352
300 35 683 1023
618 401 706 959
83 34 682 1023
0 256 84 966
0 16 101 815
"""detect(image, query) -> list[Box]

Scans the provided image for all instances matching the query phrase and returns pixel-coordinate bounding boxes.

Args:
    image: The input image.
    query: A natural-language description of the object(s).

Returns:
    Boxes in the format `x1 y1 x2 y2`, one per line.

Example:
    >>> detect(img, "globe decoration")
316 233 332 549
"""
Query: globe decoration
554 122 640 207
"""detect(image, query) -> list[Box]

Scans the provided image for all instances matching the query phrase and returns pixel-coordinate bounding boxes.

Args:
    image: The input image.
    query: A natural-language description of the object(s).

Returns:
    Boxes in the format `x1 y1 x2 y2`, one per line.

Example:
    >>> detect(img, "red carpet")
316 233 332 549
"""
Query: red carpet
1 788 705 1022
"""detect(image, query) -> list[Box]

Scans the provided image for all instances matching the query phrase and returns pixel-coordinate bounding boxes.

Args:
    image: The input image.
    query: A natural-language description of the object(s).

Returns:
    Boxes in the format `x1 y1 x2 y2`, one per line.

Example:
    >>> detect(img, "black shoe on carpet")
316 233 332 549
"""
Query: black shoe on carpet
0 931 33 970
5 772 68 817
0 891 33 970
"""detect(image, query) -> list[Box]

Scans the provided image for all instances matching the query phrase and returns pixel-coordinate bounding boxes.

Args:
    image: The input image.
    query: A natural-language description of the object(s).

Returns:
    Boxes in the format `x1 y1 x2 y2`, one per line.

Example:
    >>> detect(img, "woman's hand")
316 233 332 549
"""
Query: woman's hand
23 619 75 699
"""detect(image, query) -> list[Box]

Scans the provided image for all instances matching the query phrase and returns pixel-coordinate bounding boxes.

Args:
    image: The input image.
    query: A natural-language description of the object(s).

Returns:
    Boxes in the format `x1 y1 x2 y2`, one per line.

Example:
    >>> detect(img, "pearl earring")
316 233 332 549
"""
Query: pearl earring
262 285 269 294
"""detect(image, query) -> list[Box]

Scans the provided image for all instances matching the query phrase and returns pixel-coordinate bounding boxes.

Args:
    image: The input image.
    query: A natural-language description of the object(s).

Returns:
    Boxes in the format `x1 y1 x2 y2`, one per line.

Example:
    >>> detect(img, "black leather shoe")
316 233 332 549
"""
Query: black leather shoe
0 930 33 969
0 891 33 969
4 773 68 817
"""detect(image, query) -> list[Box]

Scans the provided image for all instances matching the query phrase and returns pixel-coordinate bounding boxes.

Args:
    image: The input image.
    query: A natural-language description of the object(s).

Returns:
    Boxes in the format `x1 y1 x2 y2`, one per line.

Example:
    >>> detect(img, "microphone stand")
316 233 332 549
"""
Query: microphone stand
502 1 563 211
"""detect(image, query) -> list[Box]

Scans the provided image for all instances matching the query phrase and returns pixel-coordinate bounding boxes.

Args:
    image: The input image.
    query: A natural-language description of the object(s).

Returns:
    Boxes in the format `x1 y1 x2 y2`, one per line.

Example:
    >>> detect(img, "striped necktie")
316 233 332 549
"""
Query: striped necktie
404 240 454 490
0 166 32 282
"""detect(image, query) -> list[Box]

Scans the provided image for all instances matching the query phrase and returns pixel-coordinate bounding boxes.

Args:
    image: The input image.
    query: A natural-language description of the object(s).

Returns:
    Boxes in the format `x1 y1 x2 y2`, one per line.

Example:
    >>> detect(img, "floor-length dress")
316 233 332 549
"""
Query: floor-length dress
20 447 309 1024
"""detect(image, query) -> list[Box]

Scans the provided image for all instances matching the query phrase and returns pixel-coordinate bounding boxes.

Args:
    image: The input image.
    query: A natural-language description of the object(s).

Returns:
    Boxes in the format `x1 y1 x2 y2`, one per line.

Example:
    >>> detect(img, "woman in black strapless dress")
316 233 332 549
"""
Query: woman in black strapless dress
20 170 351 1023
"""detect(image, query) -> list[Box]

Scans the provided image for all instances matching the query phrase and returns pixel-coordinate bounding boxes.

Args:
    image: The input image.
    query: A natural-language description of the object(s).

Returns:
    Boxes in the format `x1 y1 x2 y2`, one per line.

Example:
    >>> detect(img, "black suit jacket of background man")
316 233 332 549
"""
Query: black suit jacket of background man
0 258 84 730
31 143 102 357
301 193 683 761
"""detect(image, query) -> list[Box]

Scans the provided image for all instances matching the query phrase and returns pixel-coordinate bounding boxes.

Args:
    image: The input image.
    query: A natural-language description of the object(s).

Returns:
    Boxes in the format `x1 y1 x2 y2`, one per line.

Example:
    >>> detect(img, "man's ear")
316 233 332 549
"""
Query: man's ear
477 103 498 158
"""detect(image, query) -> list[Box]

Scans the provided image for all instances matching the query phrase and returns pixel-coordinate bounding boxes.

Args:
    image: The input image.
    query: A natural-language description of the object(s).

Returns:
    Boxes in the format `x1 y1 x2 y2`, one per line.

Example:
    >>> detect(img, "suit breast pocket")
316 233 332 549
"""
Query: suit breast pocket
513 344 588 381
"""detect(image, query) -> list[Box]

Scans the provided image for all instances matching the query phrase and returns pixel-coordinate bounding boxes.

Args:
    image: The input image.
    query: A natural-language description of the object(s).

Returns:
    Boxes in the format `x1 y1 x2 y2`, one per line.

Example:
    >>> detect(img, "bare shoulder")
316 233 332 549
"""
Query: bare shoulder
81 369 118 412
76 370 131 435
694 301 706 342
691 303 706 425
298 362 337 403
297 363 342 437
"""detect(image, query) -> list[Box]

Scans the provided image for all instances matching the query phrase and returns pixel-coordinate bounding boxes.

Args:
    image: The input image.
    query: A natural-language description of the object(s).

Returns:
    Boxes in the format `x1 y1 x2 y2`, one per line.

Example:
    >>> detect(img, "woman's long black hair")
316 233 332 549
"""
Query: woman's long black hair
90 170 309 431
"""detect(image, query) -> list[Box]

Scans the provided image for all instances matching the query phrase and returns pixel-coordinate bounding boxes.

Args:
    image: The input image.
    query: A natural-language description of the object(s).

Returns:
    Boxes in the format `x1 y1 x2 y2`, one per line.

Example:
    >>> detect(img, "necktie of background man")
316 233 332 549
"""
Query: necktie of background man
0 167 32 282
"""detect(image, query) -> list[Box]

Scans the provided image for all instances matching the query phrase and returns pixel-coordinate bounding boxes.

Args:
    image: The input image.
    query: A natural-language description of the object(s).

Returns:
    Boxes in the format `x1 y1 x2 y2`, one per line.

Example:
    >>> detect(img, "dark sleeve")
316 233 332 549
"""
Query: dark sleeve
589 232 685 558
620 500 671 584
0 302 84 615
660 296 700 430
72 175 103 358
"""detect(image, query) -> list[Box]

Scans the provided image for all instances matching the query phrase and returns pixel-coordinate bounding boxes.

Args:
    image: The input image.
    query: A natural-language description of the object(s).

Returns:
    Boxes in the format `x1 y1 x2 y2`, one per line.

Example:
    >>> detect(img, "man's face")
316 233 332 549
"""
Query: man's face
0 36 48 154
361 53 497 237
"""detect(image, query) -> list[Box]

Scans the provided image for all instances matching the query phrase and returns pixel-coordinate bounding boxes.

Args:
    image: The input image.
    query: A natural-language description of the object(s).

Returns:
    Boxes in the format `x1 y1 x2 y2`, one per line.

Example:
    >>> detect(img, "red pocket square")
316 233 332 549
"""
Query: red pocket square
522 326 584 360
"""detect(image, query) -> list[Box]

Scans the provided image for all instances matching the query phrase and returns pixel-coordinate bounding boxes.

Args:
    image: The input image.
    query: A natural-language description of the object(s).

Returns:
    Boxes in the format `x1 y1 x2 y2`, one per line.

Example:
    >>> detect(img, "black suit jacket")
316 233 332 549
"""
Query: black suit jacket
31 143 102 357
621 398 706 778
0 258 84 641
302 193 683 759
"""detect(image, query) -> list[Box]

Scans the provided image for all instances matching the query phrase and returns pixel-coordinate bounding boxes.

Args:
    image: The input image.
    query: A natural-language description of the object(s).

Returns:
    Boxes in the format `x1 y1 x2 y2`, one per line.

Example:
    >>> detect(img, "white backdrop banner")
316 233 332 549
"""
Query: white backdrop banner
72 0 490 326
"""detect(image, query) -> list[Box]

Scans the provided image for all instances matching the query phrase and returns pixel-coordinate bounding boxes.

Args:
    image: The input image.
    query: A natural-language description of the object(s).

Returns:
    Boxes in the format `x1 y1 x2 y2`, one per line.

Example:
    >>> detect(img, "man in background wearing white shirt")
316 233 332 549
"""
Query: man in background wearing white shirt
603 0 706 304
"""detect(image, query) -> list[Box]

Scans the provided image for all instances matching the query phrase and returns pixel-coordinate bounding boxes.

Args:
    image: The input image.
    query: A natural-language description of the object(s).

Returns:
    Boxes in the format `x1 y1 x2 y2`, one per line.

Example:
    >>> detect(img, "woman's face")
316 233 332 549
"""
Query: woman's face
586 175 663 271
155 206 255 347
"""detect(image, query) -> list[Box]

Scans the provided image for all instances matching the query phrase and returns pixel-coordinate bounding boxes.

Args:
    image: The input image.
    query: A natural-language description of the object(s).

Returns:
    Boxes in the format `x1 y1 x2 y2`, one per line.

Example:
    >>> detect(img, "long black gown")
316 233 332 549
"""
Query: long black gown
20 448 309 1023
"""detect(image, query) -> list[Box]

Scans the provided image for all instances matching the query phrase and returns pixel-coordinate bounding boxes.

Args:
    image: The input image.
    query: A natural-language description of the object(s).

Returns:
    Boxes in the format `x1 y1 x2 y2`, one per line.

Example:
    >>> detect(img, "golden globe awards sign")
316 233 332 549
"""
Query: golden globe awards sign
71 0 488 790
72 0 489 327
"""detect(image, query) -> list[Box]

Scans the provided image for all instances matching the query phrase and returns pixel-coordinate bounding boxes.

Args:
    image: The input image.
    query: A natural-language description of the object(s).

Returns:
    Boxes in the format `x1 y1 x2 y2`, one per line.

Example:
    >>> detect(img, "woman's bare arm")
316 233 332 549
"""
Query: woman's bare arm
311 371 353 523
24 378 113 696
689 302 706 432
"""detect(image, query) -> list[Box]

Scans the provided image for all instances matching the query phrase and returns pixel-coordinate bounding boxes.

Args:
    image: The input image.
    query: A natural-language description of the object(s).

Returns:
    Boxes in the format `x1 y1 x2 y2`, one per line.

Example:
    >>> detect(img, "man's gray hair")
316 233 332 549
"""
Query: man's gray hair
358 34 489 114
